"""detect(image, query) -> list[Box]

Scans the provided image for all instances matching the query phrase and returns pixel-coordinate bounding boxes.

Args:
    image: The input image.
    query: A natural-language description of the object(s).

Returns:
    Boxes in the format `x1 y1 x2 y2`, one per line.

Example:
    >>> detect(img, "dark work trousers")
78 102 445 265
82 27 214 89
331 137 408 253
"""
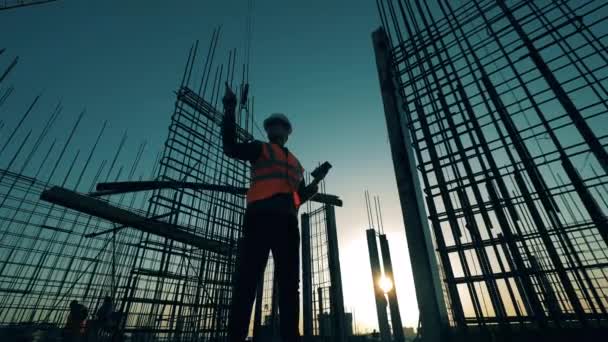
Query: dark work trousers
228 210 301 342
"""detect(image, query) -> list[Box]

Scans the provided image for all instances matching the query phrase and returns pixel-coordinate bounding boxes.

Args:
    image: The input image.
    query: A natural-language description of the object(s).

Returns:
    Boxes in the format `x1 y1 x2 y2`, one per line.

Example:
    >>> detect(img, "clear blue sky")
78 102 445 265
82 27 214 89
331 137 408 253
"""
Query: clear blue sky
0 0 419 330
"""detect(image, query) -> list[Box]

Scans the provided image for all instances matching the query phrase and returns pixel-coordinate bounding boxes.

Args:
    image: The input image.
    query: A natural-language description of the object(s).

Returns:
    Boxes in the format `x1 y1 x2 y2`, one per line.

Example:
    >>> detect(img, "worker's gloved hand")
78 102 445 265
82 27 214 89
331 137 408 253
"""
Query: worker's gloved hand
222 82 237 111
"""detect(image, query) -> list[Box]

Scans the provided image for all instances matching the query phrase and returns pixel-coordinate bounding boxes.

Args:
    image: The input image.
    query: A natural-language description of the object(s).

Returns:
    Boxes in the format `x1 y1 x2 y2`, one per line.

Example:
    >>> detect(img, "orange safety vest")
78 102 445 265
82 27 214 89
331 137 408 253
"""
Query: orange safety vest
247 143 304 208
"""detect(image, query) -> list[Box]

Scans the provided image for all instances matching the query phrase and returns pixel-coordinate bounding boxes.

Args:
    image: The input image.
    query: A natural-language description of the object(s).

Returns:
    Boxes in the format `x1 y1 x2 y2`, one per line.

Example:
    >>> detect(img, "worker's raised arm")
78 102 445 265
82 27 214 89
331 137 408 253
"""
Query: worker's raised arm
221 82 261 161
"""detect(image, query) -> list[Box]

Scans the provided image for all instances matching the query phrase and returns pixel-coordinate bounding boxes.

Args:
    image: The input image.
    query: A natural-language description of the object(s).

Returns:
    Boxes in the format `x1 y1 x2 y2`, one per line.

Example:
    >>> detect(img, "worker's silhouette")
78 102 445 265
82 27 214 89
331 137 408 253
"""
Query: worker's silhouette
87 296 116 339
222 82 317 342
96 296 113 324
64 300 88 342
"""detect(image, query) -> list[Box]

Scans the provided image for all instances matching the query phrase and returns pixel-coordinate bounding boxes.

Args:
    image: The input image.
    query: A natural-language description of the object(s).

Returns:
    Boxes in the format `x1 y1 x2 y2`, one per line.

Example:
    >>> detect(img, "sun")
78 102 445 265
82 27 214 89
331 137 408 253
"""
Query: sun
378 275 393 293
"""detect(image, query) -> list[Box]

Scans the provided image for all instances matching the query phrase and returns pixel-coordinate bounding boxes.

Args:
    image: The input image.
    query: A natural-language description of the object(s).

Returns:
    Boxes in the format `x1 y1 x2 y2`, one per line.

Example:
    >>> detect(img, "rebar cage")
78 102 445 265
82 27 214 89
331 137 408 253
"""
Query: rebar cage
301 202 348 342
1 29 346 340
376 0 608 336
0 78 160 340
308 206 332 336
0 33 254 341
120 39 252 340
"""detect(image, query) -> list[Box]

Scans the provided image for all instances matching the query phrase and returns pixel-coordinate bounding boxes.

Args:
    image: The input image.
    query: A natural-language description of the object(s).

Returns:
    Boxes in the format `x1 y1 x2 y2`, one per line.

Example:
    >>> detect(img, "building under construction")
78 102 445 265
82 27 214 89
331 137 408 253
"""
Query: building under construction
374 0 608 340
3 0 608 341
0 12 348 340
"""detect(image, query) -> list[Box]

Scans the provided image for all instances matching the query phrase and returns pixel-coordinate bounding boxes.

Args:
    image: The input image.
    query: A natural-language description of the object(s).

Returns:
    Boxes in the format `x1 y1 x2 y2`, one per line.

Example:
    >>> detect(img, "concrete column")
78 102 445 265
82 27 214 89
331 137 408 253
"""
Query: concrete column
379 234 405 342
325 205 347 342
301 213 313 339
366 228 391 342
372 27 447 341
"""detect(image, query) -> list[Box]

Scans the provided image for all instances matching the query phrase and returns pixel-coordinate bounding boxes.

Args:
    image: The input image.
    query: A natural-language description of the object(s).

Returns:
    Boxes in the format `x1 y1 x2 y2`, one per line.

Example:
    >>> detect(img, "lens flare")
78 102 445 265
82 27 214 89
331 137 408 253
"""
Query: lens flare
378 275 393 293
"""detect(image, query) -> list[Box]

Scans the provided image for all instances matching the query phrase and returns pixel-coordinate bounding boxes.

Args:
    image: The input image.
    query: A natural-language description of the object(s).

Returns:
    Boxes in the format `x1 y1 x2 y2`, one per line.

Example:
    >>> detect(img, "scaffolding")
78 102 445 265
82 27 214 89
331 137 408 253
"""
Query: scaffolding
374 0 608 340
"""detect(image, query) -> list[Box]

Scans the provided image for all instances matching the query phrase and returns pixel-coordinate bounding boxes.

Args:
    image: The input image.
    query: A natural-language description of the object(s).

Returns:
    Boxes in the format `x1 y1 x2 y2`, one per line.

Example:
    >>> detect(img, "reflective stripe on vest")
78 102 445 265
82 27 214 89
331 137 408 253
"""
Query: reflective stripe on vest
247 143 304 206
251 172 302 187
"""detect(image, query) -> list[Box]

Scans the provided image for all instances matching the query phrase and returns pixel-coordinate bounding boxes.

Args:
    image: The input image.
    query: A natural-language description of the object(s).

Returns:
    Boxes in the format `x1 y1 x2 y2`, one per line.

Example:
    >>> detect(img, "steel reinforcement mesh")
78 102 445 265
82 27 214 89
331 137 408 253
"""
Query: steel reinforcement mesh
0 168 154 326
307 206 332 336
0 36 254 341
121 42 252 340
377 0 608 329
0 98 159 338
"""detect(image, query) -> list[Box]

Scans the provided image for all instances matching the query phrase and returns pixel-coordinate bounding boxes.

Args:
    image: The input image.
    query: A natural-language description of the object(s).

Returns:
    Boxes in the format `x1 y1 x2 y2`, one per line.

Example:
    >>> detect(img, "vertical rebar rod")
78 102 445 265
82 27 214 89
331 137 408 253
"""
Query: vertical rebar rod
496 0 608 175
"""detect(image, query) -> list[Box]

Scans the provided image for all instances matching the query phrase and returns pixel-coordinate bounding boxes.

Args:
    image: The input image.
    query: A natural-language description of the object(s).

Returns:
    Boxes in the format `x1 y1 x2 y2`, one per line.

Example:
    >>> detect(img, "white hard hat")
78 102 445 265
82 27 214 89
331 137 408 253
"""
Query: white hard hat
263 113 292 135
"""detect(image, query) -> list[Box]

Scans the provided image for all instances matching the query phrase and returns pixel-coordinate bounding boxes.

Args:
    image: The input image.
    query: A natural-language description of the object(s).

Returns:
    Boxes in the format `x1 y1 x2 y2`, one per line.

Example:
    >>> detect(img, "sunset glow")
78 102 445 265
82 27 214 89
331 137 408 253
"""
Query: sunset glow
378 276 393 294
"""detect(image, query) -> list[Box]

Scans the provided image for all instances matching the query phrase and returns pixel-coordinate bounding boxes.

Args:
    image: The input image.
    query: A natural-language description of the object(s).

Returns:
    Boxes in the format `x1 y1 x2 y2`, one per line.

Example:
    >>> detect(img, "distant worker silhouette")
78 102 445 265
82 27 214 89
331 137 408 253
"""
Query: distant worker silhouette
222 82 318 342
96 296 113 324
64 300 88 342
89 296 114 339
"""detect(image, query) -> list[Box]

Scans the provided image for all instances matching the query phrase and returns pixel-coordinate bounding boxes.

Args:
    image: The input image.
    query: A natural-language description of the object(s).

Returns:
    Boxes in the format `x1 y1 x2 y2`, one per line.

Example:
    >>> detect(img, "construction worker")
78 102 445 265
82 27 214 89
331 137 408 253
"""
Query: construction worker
96 296 113 324
63 300 88 342
222 82 318 342
86 296 113 340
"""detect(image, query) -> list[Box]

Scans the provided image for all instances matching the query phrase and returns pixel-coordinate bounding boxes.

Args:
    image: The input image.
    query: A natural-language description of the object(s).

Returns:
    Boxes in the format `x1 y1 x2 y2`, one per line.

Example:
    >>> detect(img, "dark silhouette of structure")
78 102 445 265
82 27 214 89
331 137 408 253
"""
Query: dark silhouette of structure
0 28 344 341
374 0 608 340
365 192 405 342
301 204 348 342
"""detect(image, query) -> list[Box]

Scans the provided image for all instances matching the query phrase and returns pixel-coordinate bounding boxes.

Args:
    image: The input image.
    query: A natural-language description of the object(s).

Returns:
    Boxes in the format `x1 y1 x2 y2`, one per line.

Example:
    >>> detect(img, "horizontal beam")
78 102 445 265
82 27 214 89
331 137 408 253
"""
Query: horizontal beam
94 180 244 196
94 180 343 207
0 288 30 294
84 211 176 238
40 186 231 255
125 297 228 308
132 268 231 285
